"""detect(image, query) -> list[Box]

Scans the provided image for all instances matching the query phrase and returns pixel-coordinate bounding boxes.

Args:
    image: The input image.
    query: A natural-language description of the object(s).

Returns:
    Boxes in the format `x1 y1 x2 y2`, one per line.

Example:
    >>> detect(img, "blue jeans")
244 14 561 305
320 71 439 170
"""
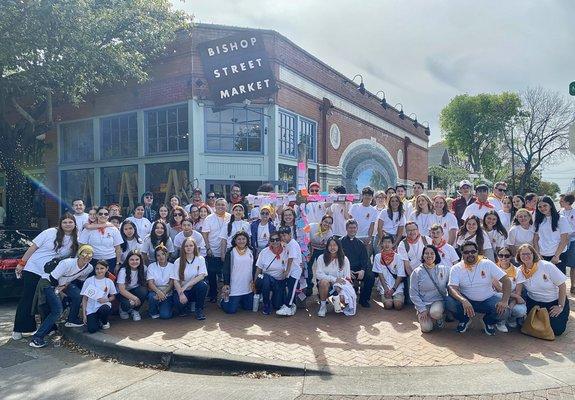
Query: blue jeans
87 305 111 333
34 286 63 342
220 293 254 314
446 294 504 325
147 291 174 319
173 280 208 316
63 282 83 324
205 256 223 300
257 274 286 310
118 286 148 312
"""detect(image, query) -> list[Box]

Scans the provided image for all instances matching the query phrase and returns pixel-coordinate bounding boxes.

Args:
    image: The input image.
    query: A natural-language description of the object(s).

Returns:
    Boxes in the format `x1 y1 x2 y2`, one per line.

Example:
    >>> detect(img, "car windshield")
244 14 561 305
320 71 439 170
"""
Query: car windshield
0 230 35 250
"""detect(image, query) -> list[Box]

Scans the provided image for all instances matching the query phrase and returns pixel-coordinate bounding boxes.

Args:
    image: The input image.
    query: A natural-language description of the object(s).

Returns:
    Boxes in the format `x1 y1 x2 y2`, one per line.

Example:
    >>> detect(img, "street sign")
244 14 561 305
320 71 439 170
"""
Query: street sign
570 81 575 96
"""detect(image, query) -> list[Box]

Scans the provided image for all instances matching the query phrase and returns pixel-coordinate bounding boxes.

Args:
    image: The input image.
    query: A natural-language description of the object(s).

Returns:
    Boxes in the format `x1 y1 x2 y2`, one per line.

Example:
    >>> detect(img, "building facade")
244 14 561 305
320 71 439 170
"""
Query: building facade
43 24 429 223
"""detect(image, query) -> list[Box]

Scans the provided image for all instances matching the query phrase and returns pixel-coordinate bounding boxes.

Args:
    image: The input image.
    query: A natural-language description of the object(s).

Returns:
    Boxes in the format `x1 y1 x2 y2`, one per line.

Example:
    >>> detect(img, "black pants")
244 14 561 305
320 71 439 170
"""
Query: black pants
525 295 570 336
351 266 375 304
542 254 567 274
205 256 223 300
13 270 40 333
87 305 111 333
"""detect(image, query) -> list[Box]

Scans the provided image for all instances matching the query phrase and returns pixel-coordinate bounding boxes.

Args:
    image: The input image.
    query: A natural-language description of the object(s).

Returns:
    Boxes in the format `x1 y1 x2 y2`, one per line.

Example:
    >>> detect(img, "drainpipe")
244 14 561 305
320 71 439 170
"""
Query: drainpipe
320 97 332 187
403 137 411 185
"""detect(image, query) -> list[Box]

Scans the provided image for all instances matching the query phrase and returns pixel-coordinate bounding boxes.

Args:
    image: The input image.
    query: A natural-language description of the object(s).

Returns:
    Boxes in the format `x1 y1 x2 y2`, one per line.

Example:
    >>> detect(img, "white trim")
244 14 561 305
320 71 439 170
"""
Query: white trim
278 66 427 148
338 138 400 180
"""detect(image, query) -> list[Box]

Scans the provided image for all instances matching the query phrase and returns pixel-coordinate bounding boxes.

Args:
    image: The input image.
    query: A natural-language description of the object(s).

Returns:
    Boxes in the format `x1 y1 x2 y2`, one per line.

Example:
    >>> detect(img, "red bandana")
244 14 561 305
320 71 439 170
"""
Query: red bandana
475 200 494 210
407 234 421 245
380 250 396 266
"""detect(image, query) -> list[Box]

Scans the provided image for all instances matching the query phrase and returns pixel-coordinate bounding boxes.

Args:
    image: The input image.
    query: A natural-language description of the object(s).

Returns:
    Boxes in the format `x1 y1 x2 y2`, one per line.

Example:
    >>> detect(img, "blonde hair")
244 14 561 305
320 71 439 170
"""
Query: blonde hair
179 237 199 281
515 243 541 264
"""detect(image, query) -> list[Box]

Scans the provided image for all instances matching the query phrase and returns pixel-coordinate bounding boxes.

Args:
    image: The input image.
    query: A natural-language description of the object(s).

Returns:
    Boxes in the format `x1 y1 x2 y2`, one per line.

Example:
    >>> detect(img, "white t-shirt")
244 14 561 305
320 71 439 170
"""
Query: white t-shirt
79 226 123 259
73 213 89 231
329 202 350 237
25 228 75 277
372 253 406 293
141 235 175 262
372 206 386 237
507 225 535 247
218 220 251 249
378 210 406 236
349 203 377 238
256 247 286 280
120 238 143 262
173 231 206 256
560 208 575 241
431 212 458 241
125 216 152 237
50 258 93 286
456 231 493 251
497 210 512 232
433 241 460 267
462 201 496 221
411 212 434 237
284 238 303 279
535 216 572 256
488 196 504 212
485 229 506 250
81 276 117 315
202 212 231 257
397 236 431 272
229 248 254 296
305 202 327 224
309 223 333 250
256 222 270 249
448 258 505 301
315 256 351 283
147 262 175 287
116 267 143 290
171 256 207 287
516 260 567 303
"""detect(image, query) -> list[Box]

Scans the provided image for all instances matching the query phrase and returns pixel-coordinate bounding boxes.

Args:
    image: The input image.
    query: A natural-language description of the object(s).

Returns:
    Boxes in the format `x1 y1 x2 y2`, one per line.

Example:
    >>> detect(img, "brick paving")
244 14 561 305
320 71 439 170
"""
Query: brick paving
102 295 575 368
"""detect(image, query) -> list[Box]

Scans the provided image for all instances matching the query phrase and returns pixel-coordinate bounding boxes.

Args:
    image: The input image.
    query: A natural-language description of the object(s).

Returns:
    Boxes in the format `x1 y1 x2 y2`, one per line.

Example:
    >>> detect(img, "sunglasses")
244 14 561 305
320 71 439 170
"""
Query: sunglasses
145 196 153 199
309 189 319 193
208 195 216 199
462 250 478 255
260 211 270 215
173 213 183 216
496 188 507 192
498 254 512 258
269 238 281 242
98 212 109 216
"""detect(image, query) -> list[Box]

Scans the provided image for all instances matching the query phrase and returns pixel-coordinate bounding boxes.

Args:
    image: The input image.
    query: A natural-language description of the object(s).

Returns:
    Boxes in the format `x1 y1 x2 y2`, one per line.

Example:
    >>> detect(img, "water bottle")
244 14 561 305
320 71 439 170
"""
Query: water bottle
252 294 260 312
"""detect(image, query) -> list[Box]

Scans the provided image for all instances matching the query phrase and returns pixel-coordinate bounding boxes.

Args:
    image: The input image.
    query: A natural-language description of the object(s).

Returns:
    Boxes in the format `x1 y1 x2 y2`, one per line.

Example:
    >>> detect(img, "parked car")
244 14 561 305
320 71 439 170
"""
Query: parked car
0 228 40 299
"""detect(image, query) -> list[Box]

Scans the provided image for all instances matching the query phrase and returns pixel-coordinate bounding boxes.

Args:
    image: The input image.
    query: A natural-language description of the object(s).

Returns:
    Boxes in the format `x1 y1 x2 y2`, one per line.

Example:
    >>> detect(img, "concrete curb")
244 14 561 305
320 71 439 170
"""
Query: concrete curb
61 325 327 376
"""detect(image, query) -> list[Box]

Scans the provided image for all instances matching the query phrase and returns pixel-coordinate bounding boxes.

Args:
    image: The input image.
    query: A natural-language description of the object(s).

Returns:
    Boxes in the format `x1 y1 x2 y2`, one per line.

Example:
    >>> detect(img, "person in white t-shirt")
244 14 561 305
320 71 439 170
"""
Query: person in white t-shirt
348 186 377 250
306 215 334 294
559 193 575 294
201 198 231 302
173 219 206 257
462 184 496 221
219 203 250 257
492 247 527 331
371 191 387 255
141 221 176 265
126 204 153 237
71 199 89 231
429 224 459 267
13 213 79 341
373 235 406 310
81 260 117 334
497 195 514 232
377 194 406 249
119 220 143 262
507 208 535 256
249 205 276 254
533 196 571 275
398 221 431 305
305 182 327 224
146 245 175 319
487 181 508 212
221 231 255 314
172 237 209 320
410 194 434 237
116 251 148 322
326 185 351 237
276 227 304 316
456 215 495 262
515 243 569 336
255 231 287 315
431 195 458 245
446 241 511 336
79 206 123 273
483 210 508 260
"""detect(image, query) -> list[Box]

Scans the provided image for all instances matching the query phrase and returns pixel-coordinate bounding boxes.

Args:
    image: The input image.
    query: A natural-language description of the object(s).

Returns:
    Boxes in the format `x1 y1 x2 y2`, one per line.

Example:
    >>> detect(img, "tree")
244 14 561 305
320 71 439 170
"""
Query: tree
428 165 469 195
505 87 575 194
0 0 190 226
439 92 521 179
508 170 561 198
369 170 387 191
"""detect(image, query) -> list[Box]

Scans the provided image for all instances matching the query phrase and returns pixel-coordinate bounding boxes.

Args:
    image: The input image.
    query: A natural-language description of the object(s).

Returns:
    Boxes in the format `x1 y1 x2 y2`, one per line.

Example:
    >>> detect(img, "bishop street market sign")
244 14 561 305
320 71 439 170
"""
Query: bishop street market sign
197 33 278 106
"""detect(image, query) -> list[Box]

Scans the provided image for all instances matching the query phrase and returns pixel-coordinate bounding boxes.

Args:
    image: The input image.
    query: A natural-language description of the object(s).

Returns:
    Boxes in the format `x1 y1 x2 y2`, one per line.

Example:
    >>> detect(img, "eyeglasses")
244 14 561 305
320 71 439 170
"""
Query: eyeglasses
309 189 319 193
98 212 109 216
269 238 281 242
498 254 512 258
174 213 183 217
462 250 478 255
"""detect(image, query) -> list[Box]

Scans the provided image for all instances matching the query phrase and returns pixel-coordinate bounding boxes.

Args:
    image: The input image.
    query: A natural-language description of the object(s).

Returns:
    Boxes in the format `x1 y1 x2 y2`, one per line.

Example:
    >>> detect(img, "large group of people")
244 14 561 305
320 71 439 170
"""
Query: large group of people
11 180 574 348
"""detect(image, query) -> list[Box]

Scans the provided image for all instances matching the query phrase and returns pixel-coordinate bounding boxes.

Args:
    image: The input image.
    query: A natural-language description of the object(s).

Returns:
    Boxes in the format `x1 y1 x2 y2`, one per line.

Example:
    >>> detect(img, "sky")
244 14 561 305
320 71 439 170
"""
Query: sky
173 0 575 191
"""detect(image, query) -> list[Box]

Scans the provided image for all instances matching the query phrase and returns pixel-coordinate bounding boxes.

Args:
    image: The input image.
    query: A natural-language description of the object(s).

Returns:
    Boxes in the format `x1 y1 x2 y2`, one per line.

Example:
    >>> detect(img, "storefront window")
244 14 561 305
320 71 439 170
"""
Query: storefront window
205 107 263 153
145 162 189 206
101 165 138 212
145 105 188 154
279 164 317 189
278 110 316 161
61 169 94 209
60 120 94 163
101 113 138 159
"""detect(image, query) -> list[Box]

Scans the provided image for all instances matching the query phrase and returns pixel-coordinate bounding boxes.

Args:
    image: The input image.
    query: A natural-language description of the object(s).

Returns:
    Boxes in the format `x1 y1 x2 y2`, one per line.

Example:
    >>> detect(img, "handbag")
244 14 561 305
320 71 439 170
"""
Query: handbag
521 305 555 341
43 256 69 274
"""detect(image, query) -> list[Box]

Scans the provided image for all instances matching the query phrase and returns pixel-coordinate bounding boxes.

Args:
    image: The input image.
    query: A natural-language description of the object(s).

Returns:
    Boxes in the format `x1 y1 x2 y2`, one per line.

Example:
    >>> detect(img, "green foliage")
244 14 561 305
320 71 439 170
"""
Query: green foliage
439 92 521 175
508 170 561 198
428 165 469 195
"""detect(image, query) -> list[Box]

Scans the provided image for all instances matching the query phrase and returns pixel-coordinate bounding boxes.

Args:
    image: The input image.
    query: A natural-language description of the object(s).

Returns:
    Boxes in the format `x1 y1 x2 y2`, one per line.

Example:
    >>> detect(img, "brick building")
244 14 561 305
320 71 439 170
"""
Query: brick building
42 23 429 223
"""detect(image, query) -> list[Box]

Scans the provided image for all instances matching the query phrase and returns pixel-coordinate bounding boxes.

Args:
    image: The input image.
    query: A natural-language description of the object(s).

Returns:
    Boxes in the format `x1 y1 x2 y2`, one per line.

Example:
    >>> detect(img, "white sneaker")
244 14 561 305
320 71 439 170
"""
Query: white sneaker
132 311 142 321
289 304 297 316
496 321 508 333
436 318 445 329
11 332 23 340
102 322 110 330
64 322 84 328
507 320 518 329
119 310 130 320
318 303 327 317
150 314 160 319
275 305 290 316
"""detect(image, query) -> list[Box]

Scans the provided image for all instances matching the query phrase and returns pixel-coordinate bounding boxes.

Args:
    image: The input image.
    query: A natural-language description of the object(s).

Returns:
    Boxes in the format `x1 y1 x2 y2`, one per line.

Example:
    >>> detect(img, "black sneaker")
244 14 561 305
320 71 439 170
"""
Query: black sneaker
360 300 371 308
484 323 496 336
195 311 206 321
456 320 471 333
29 337 47 348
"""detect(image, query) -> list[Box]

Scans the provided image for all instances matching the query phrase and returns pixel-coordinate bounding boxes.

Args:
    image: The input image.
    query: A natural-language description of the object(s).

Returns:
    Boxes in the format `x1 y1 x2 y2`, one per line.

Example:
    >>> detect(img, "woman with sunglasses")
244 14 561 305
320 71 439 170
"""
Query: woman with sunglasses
188 205 201 229
126 204 152 237
533 196 571 274
167 206 187 242
221 231 256 314
456 215 495 262
515 243 569 336
492 247 527 332
255 231 287 315
507 208 535 257
250 205 276 255
79 206 123 273
306 215 334 294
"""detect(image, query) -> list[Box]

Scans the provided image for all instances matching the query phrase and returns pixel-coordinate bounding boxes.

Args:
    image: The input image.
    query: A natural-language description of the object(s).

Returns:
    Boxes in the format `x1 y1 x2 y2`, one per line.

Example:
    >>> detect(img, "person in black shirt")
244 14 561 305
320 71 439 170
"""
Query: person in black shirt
341 219 375 308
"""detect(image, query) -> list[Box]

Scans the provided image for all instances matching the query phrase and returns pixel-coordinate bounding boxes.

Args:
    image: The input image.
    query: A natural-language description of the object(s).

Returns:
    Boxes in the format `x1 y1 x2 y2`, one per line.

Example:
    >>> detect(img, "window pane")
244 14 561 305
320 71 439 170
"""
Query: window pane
204 107 263 153
206 122 219 135
220 108 234 123
101 113 137 159
145 162 188 206
100 165 138 214
60 120 94 163
61 169 94 209
146 106 188 154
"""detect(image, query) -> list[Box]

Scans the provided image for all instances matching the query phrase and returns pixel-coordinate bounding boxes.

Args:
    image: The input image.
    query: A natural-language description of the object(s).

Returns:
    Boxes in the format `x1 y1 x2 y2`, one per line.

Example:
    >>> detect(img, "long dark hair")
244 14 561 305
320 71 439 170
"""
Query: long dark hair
120 220 141 252
150 221 169 248
323 236 345 268
179 237 199 281
534 195 559 232
168 205 187 226
458 215 486 253
504 195 517 219
121 250 146 287
387 194 404 222
55 213 79 254
483 210 508 239
227 204 245 236
280 207 297 239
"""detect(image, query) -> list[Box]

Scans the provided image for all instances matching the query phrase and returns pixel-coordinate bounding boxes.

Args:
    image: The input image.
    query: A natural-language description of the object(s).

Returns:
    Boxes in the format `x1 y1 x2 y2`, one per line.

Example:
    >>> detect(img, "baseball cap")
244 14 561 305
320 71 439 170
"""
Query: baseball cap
459 180 472 188
475 184 489 192
277 226 292 235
